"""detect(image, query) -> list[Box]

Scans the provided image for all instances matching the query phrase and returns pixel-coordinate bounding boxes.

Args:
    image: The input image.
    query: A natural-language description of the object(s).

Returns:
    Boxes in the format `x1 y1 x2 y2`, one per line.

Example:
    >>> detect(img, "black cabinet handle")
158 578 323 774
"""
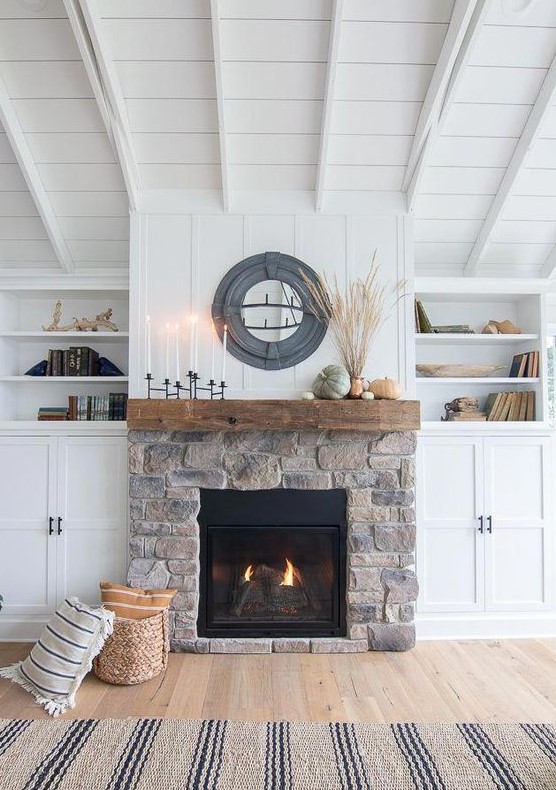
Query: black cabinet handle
48 517 54 535
478 515 484 533
487 515 492 533
57 517 63 535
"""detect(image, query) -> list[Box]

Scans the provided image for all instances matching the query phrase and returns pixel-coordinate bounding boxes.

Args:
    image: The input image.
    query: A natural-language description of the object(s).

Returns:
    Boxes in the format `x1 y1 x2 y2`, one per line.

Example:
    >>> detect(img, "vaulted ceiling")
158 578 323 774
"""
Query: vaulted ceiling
0 0 555 279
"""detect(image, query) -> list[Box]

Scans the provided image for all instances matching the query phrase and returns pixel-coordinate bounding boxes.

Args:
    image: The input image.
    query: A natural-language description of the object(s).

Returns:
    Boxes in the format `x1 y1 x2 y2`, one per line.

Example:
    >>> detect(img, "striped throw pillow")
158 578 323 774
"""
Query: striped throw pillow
100 582 177 619
0 598 114 717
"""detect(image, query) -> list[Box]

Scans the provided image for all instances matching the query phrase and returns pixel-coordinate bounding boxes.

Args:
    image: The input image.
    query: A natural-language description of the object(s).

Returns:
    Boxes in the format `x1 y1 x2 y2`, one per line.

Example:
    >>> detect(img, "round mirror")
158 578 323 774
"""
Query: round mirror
212 252 327 371
240 280 303 342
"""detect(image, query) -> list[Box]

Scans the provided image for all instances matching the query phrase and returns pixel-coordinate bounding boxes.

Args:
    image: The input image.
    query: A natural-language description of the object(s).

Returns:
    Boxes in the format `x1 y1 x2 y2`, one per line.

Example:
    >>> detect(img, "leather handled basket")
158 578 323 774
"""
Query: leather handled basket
93 609 169 685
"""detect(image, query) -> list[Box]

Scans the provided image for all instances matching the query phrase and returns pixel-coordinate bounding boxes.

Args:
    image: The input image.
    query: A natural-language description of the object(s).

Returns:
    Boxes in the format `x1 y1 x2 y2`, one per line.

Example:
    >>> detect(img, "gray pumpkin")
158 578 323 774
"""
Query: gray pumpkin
312 365 351 399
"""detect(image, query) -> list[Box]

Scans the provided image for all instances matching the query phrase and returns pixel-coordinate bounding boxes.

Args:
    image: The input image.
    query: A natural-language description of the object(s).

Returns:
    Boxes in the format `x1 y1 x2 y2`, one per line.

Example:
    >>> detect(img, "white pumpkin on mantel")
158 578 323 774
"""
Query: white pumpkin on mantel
361 391 375 400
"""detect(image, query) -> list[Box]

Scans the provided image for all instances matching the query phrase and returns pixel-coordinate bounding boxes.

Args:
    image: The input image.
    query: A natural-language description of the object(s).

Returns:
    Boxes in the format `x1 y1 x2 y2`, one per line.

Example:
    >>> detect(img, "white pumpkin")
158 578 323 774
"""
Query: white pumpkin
312 365 350 400
361 391 375 400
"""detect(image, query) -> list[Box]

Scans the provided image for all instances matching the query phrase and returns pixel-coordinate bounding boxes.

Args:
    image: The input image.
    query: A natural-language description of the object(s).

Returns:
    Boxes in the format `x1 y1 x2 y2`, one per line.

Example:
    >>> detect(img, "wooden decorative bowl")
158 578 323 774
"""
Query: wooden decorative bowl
416 364 506 378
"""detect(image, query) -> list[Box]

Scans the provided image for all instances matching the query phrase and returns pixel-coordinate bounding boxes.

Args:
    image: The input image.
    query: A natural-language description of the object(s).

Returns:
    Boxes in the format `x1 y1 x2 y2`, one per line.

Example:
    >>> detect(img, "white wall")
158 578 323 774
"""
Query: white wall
129 211 413 399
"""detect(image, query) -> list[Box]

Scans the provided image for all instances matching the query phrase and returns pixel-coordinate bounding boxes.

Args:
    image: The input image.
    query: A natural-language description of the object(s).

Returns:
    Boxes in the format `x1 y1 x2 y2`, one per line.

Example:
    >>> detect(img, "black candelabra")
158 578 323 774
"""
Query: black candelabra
145 371 226 399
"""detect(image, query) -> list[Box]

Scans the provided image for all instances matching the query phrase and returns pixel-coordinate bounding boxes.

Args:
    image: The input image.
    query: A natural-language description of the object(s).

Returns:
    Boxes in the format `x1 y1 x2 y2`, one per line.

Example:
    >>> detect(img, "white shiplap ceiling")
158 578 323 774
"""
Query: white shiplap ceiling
0 0 555 278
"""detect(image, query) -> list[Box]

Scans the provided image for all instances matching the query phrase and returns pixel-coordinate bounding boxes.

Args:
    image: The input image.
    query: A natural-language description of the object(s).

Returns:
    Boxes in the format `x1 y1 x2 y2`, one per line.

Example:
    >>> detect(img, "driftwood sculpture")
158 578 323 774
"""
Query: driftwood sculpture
42 301 119 332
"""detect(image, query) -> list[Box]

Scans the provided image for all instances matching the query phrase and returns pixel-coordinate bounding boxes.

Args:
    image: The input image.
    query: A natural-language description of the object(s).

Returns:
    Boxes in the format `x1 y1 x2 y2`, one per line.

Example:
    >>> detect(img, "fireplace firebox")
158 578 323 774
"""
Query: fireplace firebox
198 489 347 638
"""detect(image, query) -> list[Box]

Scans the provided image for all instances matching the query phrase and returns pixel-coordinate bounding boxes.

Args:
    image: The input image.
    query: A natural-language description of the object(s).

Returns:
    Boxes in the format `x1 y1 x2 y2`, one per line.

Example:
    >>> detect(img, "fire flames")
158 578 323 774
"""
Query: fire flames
280 558 295 587
241 558 298 586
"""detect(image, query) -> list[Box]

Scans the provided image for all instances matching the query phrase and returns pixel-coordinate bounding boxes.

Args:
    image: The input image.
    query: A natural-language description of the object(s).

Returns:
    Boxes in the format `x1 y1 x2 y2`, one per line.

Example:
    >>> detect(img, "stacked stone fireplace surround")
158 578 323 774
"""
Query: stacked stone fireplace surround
128 428 418 654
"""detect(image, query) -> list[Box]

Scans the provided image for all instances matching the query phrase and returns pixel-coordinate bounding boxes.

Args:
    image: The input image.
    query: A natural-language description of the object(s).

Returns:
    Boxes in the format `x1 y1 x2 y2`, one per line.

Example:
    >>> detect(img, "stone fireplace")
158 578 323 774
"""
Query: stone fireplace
127 399 419 654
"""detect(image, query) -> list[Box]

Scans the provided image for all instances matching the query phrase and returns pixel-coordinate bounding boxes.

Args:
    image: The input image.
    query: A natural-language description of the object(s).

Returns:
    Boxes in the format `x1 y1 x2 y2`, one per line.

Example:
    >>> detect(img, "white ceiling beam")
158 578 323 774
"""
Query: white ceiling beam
541 244 556 279
0 75 74 274
465 53 556 276
210 0 231 212
75 0 139 210
315 0 344 212
407 0 491 211
402 0 478 194
63 0 114 148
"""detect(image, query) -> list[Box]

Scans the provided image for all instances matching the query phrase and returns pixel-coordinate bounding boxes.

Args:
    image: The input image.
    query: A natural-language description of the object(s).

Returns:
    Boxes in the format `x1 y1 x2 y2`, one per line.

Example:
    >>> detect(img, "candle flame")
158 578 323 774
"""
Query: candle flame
280 558 295 587
243 564 254 582
224 324 228 331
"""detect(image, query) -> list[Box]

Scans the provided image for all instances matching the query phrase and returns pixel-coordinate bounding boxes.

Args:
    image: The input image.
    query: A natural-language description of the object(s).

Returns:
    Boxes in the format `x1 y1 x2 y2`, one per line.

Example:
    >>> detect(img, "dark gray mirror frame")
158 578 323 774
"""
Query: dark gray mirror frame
211 251 328 371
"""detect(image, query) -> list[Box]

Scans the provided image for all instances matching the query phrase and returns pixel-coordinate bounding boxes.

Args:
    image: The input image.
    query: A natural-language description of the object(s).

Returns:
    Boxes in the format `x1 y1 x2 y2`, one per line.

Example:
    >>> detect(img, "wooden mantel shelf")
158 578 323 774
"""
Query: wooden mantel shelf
127 399 420 432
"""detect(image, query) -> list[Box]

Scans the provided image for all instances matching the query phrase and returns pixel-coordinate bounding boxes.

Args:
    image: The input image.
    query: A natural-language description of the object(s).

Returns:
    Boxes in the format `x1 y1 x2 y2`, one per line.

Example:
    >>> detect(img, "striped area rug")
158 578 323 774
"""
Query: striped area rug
0 718 555 789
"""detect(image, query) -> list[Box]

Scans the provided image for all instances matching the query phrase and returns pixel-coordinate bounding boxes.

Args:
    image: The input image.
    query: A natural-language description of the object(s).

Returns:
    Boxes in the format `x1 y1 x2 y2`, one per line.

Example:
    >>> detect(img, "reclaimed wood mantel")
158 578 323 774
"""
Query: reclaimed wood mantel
127 398 420 432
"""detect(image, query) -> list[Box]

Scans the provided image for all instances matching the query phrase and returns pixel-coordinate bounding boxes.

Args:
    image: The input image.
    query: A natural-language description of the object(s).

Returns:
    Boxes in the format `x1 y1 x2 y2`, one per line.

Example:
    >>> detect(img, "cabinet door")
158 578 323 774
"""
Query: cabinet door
0 438 57 615
56 437 127 606
417 436 485 613
484 437 552 612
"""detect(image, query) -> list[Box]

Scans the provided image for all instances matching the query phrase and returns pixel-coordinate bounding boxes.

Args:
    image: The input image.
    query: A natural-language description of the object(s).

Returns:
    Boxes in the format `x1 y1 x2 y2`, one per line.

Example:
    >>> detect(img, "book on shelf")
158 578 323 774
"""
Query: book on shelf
37 406 68 421
67 393 128 421
485 391 535 421
45 346 100 376
508 350 539 378
432 325 474 334
415 300 433 333
447 412 487 421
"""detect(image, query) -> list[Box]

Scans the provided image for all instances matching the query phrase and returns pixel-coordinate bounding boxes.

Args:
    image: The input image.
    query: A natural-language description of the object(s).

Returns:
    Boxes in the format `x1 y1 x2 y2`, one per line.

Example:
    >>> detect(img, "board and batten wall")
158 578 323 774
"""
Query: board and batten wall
128 211 414 399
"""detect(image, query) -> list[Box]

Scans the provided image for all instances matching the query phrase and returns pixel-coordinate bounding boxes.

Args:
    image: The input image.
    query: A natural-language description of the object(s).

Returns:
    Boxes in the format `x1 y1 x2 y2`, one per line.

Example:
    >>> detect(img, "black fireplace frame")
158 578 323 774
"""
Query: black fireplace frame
197 489 347 639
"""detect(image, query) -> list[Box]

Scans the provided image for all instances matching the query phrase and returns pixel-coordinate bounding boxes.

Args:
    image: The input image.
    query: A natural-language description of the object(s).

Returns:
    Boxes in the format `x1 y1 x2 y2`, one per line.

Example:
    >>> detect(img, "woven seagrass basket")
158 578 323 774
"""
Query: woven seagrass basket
93 609 169 685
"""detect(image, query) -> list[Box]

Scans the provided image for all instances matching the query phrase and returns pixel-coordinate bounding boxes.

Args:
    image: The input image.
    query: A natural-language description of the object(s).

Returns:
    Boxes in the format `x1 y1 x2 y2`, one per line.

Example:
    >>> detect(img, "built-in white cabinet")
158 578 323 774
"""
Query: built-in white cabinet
417 434 553 633
0 434 128 639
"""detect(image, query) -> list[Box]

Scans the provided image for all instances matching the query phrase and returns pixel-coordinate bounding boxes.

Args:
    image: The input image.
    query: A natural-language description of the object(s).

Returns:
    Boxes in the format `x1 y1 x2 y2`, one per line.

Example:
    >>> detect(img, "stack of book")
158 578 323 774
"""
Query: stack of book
486 391 536 421
46 347 100 376
67 393 128 421
414 299 473 334
509 351 539 378
37 406 68 421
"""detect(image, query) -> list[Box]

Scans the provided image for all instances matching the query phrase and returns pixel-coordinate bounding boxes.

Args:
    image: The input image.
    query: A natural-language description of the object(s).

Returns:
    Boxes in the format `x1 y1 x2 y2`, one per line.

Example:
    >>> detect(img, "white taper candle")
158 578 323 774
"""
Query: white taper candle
146 315 151 374
165 322 170 380
211 322 216 381
222 324 227 382
175 323 180 382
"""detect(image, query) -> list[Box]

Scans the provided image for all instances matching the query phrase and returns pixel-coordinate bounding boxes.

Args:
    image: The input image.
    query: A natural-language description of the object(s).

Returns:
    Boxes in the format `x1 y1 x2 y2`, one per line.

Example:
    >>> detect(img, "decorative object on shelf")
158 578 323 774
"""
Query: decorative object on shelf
509 350 538 378
416 364 506 378
301 391 315 400
211 251 327 371
303 253 405 397
98 357 124 376
442 396 486 422
482 319 521 335
24 359 47 376
368 377 402 400
42 301 119 332
361 391 375 400
311 364 350 400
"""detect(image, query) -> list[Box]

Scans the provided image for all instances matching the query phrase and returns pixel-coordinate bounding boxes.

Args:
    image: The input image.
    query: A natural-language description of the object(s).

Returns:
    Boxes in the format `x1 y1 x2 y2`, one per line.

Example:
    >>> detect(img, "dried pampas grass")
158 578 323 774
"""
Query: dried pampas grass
302 252 405 378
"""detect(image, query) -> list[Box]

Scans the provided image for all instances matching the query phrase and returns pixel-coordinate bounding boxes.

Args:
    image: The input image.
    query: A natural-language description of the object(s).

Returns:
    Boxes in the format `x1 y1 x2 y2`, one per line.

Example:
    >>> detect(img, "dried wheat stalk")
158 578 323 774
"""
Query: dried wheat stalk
302 252 404 377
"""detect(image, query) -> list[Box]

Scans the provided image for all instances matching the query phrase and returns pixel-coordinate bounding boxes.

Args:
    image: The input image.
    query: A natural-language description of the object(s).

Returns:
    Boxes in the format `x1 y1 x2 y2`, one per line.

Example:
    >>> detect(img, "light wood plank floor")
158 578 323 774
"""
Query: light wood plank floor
0 639 555 722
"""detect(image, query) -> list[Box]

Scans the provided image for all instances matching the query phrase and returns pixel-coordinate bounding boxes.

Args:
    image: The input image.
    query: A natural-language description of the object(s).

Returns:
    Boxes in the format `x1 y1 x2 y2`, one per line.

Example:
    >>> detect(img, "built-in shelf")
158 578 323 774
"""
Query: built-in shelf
0 376 129 383
416 377 540 385
415 333 538 345
0 331 129 342
0 420 127 433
